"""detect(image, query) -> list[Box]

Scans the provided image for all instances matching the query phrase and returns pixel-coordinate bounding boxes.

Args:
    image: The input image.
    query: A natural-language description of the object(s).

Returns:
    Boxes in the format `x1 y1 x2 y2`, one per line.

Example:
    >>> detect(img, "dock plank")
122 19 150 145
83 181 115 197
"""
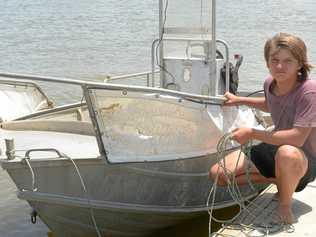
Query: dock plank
216 180 316 236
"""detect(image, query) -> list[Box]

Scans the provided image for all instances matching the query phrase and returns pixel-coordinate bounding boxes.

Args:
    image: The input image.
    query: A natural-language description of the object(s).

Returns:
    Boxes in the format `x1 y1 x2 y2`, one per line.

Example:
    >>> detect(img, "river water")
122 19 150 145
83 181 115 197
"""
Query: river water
0 0 316 236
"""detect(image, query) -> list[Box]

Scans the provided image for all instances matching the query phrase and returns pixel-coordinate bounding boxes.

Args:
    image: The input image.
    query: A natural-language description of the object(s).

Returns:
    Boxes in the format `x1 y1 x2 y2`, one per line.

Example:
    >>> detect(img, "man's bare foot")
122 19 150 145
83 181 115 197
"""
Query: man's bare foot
276 204 294 224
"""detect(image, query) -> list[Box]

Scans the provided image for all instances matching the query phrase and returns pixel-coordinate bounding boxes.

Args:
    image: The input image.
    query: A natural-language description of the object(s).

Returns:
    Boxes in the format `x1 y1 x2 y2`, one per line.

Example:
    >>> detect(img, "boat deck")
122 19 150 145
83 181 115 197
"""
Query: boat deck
216 180 316 236
0 128 100 160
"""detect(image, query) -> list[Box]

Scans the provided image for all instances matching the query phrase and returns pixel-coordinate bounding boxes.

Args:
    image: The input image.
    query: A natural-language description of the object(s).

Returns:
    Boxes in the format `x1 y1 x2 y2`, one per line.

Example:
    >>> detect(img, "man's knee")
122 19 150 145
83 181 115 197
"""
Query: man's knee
209 164 228 186
275 145 307 176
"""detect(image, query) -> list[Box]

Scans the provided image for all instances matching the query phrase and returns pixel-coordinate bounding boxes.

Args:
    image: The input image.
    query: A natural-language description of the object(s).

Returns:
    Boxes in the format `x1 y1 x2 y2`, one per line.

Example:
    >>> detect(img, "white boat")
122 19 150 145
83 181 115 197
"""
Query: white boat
0 0 268 236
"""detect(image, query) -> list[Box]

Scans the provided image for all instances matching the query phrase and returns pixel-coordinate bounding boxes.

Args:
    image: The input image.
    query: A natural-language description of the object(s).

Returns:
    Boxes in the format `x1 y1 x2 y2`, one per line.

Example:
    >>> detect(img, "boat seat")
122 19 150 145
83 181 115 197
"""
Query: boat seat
0 120 95 136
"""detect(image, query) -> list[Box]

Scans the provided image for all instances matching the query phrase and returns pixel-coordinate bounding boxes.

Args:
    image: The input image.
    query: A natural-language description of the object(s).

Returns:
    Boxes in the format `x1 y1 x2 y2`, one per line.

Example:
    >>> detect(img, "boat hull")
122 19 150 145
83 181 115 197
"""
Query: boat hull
3 155 262 237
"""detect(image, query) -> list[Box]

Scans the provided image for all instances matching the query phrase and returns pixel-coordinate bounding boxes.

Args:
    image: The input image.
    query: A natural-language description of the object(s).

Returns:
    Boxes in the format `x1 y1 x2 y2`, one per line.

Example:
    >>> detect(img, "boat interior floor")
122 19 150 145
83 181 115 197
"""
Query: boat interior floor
0 120 100 160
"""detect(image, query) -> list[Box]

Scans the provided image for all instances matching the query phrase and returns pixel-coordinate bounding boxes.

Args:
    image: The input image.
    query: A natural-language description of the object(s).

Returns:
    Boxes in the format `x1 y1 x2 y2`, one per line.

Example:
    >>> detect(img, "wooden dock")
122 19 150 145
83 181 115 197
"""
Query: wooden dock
216 180 316 236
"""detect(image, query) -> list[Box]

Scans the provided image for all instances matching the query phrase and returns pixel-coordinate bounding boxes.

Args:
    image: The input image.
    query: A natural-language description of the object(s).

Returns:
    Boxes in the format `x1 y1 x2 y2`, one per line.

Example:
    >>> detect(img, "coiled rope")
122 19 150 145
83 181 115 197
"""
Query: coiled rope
207 132 294 237
206 132 256 235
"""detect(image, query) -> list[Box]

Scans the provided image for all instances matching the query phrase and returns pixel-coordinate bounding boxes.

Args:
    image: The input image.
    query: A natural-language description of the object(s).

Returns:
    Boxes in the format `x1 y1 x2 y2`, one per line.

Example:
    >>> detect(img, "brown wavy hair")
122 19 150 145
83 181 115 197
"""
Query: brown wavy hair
264 32 313 81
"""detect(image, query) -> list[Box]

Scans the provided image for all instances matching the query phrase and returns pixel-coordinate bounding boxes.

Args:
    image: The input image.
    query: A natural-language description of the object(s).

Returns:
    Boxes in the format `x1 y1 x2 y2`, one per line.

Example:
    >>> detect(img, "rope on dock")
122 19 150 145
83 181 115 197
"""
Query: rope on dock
206 132 255 235
207 133 294 237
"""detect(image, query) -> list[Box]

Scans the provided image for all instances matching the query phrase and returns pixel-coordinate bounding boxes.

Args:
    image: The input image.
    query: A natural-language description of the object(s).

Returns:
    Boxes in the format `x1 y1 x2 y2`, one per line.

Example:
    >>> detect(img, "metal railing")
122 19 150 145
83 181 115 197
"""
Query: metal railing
105 70 160 87
0 72 225 104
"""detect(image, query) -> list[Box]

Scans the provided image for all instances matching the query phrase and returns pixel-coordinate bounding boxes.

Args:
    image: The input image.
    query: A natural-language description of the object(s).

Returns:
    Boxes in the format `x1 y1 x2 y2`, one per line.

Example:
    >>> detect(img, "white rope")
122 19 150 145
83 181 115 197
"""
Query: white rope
207 133 293 237
65 156 102 237
21 153 102 237
22 158 38 192
207 133 256 236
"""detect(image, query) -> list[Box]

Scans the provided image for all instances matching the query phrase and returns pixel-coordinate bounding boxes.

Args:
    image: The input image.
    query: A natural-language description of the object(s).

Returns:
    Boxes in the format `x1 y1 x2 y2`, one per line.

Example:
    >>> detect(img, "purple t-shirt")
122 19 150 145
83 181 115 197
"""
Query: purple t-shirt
264 76 316 157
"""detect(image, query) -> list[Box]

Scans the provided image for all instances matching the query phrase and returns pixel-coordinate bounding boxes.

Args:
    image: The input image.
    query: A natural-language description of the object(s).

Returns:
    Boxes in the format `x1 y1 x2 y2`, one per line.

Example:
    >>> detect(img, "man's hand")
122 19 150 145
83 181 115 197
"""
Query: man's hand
231 127 253 145
224 92 241 106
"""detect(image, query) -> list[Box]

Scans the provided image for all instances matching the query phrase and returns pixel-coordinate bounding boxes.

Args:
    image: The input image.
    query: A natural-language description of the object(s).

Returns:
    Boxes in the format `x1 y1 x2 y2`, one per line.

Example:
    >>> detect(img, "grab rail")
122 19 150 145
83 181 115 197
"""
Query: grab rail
216 39 230 94
25 148 66 159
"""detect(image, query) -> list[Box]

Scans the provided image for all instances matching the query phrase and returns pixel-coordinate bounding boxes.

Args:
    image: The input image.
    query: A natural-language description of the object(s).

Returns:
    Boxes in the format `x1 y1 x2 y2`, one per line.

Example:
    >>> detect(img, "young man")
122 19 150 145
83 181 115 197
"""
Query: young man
209 32 315 224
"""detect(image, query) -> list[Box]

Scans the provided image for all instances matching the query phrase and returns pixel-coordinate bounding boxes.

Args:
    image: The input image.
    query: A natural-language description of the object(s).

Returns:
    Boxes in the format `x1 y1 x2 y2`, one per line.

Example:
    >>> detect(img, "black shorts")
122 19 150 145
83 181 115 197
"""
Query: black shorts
250 143 316 192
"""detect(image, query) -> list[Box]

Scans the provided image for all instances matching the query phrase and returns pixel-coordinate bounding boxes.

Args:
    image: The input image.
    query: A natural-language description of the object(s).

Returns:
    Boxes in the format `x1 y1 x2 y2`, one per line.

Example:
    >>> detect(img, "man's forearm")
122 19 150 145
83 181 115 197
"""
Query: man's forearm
238 97 269 112
251 128 311 147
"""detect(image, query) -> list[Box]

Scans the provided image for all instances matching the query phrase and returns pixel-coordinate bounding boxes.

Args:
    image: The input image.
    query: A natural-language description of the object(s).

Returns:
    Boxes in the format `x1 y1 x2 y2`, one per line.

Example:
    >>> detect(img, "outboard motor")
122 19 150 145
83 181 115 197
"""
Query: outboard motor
220 54 243 95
